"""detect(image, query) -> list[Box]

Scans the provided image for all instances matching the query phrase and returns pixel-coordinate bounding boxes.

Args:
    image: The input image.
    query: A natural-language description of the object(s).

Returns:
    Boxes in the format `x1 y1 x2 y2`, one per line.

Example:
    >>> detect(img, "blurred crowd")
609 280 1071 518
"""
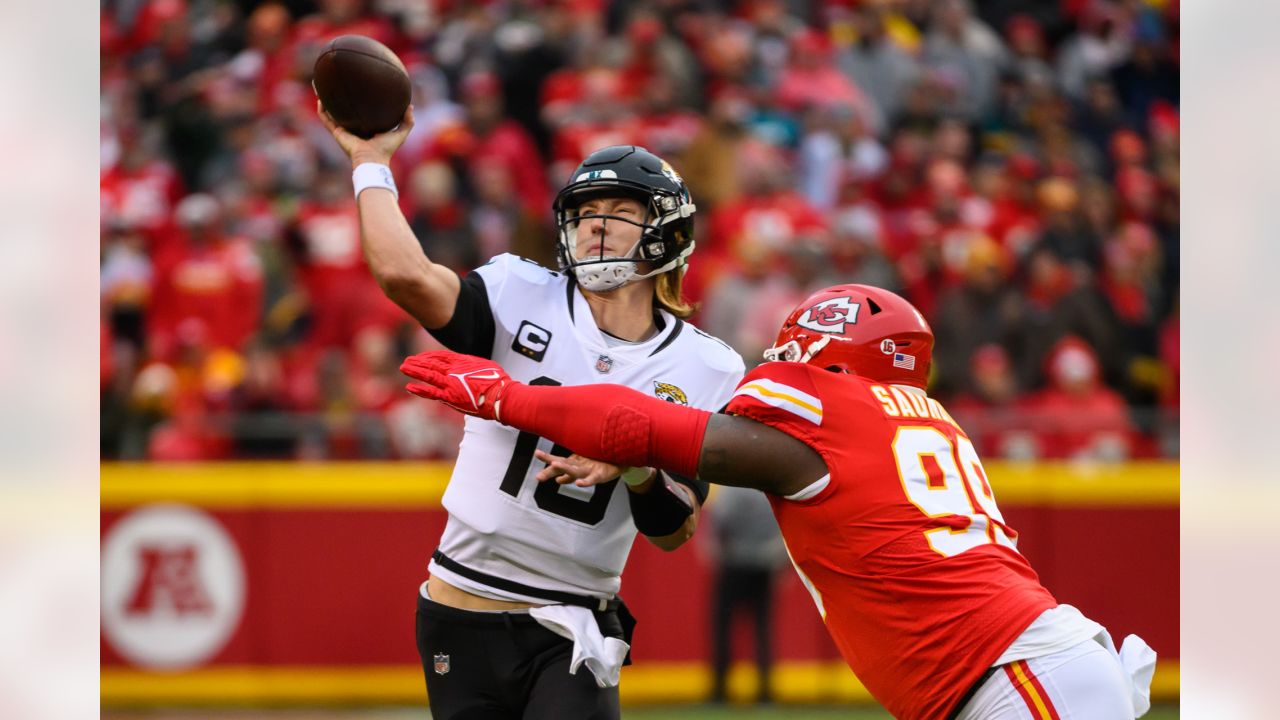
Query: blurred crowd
100 0 1179 462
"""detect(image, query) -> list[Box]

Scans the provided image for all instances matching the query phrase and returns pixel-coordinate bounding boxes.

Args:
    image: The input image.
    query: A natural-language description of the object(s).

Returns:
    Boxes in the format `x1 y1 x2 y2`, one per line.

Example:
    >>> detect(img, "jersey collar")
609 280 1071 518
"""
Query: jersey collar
565 278 682 360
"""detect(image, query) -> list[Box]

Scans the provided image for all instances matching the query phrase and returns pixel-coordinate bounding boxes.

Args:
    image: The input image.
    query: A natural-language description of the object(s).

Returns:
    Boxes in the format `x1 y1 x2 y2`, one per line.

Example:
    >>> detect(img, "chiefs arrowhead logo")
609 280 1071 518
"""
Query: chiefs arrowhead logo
796 297 860 334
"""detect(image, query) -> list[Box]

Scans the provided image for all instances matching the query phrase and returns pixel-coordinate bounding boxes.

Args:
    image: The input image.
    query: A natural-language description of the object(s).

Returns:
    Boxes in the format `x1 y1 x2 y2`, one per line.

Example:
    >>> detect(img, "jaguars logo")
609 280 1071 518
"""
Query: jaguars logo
654 381 688 405
659 160 684 186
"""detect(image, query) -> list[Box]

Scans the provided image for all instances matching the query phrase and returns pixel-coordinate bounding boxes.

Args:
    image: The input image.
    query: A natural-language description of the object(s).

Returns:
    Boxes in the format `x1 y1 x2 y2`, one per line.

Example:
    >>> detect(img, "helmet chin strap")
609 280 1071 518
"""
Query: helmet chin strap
571 238 695 293
573 259 640 292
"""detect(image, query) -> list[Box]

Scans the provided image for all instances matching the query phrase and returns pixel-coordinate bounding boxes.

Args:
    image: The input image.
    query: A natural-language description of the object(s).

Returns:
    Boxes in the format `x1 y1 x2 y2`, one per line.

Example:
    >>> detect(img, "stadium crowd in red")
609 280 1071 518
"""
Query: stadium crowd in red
100 0 1179 462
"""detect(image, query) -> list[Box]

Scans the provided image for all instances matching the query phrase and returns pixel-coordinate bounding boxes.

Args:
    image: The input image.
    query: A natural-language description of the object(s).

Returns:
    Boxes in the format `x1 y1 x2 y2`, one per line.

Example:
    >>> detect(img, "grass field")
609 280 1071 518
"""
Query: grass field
103 703 1181 719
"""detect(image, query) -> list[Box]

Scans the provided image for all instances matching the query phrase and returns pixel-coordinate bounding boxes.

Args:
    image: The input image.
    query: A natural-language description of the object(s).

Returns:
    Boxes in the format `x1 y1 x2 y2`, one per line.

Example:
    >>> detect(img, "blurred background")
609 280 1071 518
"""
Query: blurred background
99 0 1179 716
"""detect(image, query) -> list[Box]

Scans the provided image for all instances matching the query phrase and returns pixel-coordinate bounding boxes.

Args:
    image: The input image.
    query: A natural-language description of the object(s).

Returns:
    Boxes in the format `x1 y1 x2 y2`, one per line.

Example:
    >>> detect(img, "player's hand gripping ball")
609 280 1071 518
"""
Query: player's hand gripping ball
312 35 411 139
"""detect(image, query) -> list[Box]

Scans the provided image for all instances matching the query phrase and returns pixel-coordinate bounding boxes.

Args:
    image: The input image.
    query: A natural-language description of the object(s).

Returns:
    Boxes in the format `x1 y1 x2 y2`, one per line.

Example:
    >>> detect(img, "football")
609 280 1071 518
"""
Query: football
312 35 411 139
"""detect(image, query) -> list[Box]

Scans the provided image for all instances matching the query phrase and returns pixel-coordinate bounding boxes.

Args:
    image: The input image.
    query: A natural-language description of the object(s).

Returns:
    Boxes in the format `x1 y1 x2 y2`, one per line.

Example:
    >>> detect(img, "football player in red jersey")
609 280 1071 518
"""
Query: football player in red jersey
400 284 1157 720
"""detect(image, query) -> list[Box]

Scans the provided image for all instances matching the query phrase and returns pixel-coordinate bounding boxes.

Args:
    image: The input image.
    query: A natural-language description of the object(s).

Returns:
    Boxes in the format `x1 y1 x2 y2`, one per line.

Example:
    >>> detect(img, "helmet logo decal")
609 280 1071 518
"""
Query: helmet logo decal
659 160 684 185
892 353 917 370
797 297 860 333
880 339 896 355
575 169 618 182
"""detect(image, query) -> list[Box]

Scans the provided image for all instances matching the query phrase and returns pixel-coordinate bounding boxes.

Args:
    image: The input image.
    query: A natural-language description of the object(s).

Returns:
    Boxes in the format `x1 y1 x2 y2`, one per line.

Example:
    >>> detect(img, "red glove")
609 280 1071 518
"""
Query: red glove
400 351 516 422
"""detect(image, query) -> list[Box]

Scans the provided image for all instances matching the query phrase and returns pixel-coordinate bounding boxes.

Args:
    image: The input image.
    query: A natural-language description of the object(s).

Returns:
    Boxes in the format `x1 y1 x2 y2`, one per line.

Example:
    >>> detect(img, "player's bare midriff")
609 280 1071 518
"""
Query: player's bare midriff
426 575 546 611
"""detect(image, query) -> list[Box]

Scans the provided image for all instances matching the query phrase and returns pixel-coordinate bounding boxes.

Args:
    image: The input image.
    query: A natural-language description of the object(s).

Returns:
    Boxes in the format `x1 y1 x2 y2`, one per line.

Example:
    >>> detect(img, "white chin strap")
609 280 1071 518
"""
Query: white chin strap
573 258 640 292
572 241 695 293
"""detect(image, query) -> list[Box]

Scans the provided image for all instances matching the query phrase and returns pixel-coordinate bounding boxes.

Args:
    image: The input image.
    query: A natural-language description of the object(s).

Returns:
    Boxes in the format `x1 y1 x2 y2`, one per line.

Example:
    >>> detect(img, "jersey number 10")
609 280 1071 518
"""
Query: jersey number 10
499 377 621 525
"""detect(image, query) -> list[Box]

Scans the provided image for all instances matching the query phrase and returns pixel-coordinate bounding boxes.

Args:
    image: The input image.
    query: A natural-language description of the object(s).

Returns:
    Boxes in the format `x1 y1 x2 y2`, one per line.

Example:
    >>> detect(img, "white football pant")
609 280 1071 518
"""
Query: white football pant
955 638 1141 719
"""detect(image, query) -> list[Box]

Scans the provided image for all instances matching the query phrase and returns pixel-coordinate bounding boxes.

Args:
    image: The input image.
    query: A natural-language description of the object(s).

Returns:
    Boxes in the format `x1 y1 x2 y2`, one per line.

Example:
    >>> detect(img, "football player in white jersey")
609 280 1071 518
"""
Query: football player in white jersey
319 105 744 719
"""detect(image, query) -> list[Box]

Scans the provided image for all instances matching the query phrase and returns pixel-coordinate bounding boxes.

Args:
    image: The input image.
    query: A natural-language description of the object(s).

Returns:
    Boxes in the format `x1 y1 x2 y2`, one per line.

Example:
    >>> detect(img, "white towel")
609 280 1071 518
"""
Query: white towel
529 604 630 688
1095 629 1158 717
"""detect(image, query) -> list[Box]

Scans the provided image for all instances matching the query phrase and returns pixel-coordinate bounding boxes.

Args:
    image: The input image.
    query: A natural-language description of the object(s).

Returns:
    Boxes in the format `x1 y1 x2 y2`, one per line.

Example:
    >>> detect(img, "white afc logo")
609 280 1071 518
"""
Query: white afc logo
101 504 246 669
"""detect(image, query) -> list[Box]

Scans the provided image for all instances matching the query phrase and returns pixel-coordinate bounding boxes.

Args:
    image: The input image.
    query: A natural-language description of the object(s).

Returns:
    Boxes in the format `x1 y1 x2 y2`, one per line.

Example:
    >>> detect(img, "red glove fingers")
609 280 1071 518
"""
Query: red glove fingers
400 351 513 421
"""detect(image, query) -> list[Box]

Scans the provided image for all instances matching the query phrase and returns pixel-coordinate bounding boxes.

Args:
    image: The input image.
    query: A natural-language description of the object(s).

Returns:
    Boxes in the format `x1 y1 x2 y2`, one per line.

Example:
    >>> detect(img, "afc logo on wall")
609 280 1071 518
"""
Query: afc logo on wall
101 504 246 669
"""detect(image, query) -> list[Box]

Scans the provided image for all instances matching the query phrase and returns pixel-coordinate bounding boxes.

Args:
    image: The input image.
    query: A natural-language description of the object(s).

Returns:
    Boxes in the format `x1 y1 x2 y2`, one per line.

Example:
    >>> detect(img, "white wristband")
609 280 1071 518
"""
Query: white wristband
352 162 398 200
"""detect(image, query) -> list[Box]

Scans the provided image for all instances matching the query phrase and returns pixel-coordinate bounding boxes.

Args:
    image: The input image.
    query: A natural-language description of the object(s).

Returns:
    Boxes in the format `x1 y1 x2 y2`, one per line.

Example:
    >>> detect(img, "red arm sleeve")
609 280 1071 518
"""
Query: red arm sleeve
499 382 712 478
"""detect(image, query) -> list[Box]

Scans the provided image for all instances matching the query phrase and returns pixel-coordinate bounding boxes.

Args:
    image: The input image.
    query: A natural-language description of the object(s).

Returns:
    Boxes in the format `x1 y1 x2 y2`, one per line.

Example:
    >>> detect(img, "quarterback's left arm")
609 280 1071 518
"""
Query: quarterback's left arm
533 451 700 551
627 468 701 551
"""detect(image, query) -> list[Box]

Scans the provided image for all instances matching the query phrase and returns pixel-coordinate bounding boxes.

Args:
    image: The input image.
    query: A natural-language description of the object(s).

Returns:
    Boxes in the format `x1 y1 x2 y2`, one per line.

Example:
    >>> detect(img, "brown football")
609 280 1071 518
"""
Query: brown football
312 35 411 139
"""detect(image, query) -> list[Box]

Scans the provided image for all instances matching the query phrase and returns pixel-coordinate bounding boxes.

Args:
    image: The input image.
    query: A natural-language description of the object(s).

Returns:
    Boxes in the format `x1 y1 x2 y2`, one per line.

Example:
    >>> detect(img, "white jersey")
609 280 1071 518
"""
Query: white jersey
426 254 744 604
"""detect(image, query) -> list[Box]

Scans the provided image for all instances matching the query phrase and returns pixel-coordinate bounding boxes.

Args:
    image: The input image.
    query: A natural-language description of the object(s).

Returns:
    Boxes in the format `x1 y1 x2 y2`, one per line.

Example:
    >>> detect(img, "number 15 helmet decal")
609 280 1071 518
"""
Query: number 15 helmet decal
553 145 697 292
764 284 934 388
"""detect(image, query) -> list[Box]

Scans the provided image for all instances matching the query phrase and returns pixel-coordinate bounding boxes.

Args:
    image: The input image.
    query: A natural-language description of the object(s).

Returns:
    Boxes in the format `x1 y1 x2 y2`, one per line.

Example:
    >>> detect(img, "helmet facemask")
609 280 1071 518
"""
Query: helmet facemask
555 183 696 293
763 335 832 364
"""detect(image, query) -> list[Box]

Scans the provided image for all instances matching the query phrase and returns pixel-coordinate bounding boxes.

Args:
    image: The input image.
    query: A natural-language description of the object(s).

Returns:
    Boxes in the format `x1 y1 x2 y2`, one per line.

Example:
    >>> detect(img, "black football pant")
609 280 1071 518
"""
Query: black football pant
416 593 622 720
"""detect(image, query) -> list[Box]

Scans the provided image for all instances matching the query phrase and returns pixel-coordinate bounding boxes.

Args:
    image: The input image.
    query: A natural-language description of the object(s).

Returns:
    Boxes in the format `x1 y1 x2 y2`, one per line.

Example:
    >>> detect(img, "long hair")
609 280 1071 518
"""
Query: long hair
655 263 696 319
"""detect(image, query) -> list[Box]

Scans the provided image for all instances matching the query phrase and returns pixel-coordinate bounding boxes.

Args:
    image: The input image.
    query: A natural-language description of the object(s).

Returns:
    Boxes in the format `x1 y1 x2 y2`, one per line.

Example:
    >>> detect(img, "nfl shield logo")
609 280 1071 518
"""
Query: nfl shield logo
595 354 614 373
433 653 450 675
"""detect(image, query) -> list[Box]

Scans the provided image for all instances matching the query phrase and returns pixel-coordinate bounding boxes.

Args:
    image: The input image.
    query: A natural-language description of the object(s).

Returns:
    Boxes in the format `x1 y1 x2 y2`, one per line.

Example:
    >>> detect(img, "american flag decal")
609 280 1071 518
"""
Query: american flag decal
893 353 916 370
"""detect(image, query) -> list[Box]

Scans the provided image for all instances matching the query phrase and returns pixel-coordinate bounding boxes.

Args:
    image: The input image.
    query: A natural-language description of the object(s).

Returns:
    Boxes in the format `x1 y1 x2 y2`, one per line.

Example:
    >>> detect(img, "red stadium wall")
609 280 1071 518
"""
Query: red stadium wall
100 462 1177 705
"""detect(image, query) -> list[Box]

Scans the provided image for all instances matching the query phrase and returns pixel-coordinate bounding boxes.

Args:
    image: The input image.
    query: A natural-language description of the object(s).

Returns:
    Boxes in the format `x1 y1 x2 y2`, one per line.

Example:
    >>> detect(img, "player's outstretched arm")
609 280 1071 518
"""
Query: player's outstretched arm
697 414 825 497
401 351 826 497
318 103 461 329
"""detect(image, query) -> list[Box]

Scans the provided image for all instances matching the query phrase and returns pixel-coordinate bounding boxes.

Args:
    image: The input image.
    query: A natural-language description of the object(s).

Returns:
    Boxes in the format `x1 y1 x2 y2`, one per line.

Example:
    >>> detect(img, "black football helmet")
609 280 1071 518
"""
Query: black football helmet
552 145 697 291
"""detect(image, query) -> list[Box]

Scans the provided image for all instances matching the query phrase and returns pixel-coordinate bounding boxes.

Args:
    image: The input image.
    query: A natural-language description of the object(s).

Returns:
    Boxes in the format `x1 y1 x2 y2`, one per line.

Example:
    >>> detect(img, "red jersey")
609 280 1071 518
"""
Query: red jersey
148 236 264 357
725 362 1057 720
100 161 184 235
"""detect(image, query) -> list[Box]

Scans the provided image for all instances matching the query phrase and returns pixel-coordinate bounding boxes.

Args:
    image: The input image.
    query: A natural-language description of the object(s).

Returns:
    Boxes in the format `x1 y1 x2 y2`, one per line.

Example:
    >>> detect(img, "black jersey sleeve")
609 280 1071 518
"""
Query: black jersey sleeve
427 272 497 358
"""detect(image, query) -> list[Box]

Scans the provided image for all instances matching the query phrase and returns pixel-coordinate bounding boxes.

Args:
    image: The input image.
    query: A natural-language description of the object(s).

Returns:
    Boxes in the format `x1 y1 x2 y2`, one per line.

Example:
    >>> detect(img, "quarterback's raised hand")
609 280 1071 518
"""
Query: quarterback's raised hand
317 100 414 167
400 351 515 422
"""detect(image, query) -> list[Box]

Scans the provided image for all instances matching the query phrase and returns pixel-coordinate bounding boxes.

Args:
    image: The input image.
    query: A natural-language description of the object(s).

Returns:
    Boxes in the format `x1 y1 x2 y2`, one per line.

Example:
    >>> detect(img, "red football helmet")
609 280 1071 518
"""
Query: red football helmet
763 284 934 387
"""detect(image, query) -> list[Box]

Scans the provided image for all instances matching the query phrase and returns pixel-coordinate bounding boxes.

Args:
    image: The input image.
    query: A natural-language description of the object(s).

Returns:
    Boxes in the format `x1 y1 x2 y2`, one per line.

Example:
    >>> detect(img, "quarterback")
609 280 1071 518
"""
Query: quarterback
321 102 742 720
401 284 1157 720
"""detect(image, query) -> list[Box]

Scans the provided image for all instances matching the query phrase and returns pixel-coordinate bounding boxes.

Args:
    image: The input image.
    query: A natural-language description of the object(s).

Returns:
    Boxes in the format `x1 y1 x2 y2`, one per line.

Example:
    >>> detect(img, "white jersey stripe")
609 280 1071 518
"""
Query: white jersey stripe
783 538 826 620
784 473 831 502
732 377 823 425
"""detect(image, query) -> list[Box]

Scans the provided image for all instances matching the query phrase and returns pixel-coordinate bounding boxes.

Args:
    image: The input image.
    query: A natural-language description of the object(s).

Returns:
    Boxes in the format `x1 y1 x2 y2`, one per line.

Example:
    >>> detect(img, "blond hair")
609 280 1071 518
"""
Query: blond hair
655 263 696 319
